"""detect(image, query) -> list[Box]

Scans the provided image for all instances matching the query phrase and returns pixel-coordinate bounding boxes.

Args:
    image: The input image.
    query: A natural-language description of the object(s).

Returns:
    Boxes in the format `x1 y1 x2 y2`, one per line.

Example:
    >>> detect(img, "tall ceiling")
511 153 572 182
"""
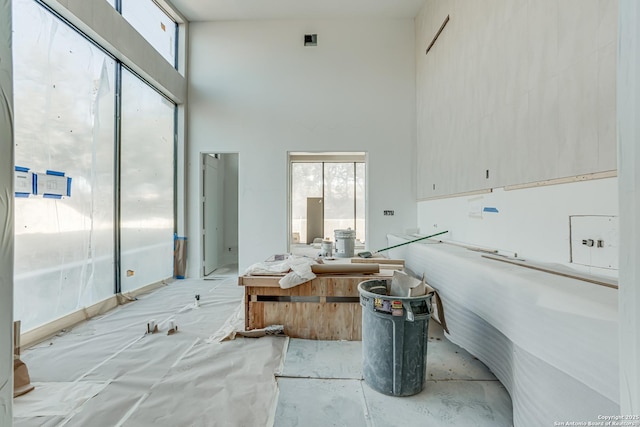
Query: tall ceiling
168 0 427 22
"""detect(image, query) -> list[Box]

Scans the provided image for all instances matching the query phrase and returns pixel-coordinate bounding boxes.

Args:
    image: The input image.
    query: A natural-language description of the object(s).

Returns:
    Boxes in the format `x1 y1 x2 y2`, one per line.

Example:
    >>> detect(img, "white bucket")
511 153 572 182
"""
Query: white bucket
334 228 356 258
321 240 333 258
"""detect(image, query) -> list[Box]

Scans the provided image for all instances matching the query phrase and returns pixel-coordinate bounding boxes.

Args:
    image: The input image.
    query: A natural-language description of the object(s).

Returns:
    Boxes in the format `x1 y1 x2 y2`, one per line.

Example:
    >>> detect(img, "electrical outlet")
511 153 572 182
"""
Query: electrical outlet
570 215 618 269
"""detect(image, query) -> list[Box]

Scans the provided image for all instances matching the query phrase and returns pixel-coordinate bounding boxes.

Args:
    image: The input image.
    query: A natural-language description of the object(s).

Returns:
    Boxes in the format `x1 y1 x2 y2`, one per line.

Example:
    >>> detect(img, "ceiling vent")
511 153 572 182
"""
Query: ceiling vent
304 34 317 47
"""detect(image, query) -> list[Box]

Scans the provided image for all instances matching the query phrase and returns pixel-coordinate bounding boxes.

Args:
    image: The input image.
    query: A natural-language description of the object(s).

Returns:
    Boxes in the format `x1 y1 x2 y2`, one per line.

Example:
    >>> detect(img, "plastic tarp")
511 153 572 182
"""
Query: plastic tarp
119 68 174 293
386 234 619 426
11 0 176 329
12 0 116 331
14 276 285 427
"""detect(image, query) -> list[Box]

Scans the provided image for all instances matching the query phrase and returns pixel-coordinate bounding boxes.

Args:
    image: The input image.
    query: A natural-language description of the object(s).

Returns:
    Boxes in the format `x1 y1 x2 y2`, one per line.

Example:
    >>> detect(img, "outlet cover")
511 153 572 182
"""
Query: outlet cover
570 215 618 270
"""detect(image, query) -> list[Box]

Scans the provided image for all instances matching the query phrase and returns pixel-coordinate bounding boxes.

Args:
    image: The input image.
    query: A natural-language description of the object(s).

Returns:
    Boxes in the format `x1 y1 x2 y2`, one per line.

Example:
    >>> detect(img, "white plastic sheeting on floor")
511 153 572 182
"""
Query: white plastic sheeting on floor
15 268 513 426
386 234 619 426
274 321 512 427
14 276 285 427
13 382 111 418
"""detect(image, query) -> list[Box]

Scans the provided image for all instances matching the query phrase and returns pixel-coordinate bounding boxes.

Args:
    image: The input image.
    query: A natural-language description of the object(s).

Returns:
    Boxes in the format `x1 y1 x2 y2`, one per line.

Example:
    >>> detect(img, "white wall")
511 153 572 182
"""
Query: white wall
0 0 13 422
188 19 417 272
418 178 618 275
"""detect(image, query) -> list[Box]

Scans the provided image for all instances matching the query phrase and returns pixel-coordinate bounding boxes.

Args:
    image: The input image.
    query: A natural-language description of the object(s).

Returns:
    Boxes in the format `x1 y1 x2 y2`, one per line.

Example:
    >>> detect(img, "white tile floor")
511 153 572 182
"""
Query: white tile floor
274 321 513 427
14 267 513 427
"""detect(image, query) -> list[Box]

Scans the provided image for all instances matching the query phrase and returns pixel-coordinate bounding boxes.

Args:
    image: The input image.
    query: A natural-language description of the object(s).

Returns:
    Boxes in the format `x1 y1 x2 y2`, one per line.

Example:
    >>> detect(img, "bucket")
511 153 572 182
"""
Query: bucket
334 228 356 258
358 279 432 396
321 239 333 257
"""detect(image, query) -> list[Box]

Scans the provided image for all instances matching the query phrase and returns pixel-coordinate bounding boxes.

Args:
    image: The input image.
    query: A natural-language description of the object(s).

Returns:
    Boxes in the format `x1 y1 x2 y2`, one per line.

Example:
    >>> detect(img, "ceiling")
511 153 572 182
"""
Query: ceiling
168 0 427 22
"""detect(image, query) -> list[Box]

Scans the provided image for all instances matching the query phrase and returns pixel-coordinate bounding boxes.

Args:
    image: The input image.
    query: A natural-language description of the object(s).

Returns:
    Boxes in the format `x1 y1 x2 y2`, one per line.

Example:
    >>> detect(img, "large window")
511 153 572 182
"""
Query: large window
104 0 177 67
119 69 175 293
290 154 366 249
12 0 177 331
13 0 116 330
122 0 177 67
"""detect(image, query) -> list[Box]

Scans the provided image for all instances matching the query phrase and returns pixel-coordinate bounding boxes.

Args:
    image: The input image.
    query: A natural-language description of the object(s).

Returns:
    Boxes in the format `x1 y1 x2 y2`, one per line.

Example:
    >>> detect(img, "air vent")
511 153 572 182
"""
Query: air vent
304 34 317 46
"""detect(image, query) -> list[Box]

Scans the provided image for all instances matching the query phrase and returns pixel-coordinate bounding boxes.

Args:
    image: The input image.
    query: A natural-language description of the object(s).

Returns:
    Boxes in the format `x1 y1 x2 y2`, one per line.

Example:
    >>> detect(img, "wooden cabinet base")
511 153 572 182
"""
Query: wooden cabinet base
239 272 393 341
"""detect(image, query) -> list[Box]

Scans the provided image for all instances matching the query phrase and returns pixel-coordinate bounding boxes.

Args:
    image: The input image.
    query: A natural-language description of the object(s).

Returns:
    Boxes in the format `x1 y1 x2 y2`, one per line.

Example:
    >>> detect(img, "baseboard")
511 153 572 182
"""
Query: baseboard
120 278 171 300
21 277 173 349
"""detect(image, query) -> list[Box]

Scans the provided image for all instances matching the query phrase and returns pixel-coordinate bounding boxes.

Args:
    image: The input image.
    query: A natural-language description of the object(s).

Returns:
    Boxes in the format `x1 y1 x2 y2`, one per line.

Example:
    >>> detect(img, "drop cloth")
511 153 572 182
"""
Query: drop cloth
14 276 286 427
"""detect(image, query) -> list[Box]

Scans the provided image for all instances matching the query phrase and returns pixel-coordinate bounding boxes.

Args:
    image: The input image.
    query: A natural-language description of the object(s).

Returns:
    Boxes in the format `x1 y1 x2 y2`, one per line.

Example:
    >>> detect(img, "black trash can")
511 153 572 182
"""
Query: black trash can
358 279 432 396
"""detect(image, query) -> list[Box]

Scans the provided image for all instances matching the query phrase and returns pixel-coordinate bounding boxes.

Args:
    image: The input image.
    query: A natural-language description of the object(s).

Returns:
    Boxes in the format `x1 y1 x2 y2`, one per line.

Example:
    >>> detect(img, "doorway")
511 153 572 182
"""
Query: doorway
201 153 239 276
288 152 366 253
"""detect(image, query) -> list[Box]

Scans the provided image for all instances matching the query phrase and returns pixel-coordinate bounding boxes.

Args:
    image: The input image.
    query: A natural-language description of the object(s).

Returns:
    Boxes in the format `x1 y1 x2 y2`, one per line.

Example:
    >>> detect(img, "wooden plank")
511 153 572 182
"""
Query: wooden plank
239 275 285 287
239 271 392 288
244 287 250 331
246 277 369 297
248 301 264 330
311 264 379 274
256 302 362 340
321 277 360 297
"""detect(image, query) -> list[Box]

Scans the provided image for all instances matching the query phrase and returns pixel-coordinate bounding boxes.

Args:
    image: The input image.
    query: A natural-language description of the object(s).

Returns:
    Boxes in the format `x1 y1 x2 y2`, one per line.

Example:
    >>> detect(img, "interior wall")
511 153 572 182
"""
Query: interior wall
418 178 618 276
416 0 617 198
0 0 13 421
415 0 620 273
188 19 417 272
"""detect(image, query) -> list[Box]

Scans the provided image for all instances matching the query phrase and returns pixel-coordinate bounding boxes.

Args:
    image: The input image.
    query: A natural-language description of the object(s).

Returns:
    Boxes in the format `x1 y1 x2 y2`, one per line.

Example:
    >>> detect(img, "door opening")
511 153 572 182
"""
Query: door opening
201 153 239 276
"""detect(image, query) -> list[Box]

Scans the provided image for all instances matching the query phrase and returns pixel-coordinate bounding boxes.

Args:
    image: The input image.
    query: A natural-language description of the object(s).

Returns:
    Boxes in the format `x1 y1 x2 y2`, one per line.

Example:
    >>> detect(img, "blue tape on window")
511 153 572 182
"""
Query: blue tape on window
43 194 63 199
32 174 38 195
483 207 499 213
46 170 65 177
15 166 29 172
15 192 30 198
66 177 72 197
